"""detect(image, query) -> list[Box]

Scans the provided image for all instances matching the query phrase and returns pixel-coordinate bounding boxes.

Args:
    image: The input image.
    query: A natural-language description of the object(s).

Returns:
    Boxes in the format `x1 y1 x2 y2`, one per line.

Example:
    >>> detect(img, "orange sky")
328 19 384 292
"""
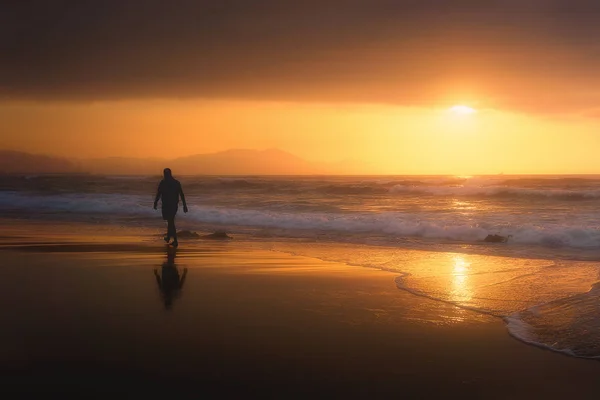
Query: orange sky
3 1 600 174
2 99 600 175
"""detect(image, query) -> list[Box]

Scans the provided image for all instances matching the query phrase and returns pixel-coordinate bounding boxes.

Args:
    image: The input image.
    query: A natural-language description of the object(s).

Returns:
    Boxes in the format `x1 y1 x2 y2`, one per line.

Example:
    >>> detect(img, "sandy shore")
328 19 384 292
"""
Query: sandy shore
1 221 600 397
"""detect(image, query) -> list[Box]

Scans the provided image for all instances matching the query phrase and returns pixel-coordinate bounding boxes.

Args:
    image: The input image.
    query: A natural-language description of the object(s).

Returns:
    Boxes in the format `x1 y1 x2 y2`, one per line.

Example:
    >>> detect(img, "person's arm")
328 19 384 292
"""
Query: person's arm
153 182 162 210
179 182 188 213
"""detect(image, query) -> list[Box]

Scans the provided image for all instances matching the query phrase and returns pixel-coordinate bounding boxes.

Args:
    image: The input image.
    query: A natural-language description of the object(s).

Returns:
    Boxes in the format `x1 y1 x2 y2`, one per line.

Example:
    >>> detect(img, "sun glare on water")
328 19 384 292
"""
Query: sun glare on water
449 105 477 115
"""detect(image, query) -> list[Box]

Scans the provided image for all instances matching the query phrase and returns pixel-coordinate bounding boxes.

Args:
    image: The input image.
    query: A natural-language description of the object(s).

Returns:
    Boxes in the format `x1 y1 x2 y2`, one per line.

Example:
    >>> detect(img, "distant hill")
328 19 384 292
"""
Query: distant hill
0 149 373 175
83 156 164 175
170 148 320 175
0 150 81 174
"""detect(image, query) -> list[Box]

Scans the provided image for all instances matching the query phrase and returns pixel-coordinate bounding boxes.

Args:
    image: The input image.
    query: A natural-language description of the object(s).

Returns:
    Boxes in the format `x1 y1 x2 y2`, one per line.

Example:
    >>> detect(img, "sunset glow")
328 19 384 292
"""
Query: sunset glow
3 99 600 175
449 105 477 115
3 2 600 175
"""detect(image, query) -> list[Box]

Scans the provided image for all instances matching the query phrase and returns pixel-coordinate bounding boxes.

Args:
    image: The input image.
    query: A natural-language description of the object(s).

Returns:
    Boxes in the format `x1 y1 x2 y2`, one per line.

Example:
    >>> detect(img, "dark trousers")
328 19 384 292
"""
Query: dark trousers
166 217 177 240
162 206 178 241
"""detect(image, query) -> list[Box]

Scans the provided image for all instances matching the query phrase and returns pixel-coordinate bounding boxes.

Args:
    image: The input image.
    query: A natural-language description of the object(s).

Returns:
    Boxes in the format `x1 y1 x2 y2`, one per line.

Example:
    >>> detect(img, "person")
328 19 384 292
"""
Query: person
153 168 188 247
154 247 188 310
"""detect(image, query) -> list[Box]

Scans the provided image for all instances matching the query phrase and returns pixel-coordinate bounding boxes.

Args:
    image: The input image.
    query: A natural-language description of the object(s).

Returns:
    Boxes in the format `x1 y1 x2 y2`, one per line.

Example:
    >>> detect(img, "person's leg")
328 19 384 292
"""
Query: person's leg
171 216 178 247
167 217 175 241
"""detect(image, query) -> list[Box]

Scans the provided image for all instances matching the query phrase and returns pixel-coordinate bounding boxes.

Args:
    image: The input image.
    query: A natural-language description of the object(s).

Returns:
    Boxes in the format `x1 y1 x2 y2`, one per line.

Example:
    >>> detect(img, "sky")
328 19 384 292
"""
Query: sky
3 0 600 174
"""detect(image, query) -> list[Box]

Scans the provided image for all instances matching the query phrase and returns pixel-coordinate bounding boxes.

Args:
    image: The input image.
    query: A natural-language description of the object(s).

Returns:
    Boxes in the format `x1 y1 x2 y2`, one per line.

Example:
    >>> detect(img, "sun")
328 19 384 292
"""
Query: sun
449 105 477 115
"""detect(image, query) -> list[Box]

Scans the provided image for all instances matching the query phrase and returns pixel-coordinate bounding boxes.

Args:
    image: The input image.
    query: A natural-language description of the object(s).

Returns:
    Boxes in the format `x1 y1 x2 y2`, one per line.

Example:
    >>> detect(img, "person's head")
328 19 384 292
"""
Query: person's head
163 168 172 179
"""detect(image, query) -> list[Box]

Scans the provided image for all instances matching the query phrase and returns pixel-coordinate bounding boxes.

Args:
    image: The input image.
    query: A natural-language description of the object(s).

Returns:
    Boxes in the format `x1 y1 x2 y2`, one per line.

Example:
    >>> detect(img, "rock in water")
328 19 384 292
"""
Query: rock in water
484 234 511 243
202 231 233 240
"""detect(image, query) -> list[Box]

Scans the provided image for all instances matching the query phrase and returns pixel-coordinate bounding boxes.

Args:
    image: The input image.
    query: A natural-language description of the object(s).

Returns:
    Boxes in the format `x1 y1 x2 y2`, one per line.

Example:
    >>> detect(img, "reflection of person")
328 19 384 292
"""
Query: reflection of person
153 168 188 247
154 247 188 310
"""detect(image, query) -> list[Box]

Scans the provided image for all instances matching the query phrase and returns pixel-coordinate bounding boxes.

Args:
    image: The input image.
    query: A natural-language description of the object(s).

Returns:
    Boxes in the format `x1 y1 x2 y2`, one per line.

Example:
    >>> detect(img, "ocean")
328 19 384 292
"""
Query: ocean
1 174 600 358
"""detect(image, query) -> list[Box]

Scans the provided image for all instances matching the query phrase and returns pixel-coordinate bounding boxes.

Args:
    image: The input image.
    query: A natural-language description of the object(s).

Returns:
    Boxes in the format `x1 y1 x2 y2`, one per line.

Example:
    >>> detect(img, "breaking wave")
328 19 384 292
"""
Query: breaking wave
2 191 600 251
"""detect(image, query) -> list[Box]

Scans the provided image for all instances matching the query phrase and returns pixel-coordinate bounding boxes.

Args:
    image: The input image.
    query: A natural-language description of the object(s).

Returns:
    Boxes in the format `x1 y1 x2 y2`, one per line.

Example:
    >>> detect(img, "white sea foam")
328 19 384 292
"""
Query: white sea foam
505 283 600 359
3 191 600 250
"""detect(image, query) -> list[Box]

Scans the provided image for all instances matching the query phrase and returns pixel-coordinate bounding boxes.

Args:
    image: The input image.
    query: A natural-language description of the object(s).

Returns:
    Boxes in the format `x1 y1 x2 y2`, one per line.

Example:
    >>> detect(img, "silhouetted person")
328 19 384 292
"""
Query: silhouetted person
154 168 188 247
154 247 188 310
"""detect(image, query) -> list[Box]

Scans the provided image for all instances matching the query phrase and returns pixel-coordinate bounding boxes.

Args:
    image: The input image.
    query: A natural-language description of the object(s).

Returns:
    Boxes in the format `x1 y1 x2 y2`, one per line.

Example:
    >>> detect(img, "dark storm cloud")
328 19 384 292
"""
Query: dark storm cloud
3 0 600 113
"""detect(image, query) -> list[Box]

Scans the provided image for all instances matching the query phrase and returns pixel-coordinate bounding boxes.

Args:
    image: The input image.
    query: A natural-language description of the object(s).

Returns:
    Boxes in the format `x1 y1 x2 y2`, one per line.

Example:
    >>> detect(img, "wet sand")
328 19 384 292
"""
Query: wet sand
1 222 600 398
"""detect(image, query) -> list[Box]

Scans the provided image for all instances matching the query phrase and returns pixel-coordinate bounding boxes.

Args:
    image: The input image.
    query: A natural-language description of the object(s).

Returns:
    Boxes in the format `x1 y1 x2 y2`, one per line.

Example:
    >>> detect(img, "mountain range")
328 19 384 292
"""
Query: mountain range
0 149 372 175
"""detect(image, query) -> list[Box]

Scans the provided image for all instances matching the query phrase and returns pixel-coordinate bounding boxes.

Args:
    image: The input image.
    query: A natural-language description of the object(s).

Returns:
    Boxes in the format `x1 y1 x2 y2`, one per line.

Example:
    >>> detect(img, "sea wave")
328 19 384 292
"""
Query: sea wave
506 282 600 359
389 185 600 200
3 191 600 250
6 174 600 200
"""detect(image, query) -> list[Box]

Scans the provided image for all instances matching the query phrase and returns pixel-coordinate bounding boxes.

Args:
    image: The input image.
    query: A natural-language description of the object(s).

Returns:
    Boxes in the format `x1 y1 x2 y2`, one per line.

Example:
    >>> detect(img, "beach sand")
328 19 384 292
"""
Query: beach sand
1 220 600 398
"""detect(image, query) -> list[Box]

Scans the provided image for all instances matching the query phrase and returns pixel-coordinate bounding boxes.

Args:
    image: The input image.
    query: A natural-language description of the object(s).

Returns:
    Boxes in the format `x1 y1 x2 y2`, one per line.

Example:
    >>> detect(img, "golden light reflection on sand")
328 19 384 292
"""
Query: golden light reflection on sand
448 255 473 322
451 255 472 302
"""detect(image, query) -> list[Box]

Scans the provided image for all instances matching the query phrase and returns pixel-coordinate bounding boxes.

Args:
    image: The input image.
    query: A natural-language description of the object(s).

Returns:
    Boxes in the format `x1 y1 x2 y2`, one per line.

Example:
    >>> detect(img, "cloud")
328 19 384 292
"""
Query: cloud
3 1 600 114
